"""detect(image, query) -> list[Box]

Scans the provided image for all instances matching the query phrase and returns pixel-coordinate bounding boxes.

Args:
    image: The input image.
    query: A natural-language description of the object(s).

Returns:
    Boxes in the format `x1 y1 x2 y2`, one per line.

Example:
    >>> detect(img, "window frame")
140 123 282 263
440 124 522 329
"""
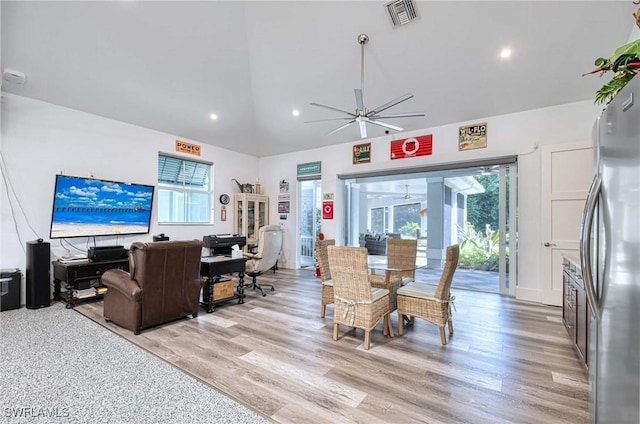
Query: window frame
157 153 213 225
369 206 388 234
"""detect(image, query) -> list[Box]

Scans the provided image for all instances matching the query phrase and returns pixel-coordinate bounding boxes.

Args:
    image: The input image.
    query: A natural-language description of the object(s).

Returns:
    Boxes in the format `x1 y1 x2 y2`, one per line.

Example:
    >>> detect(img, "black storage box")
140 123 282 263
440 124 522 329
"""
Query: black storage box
1 268 21 311
153 233 169 242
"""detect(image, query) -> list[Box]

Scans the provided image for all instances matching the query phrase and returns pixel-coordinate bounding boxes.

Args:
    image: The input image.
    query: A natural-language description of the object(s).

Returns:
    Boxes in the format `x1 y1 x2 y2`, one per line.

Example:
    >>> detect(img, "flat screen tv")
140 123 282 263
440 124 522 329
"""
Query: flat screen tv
49 175 155 239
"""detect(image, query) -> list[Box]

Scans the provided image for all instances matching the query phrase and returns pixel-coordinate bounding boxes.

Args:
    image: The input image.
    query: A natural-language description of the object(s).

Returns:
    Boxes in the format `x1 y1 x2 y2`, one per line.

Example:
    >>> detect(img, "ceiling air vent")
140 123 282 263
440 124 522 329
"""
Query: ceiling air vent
385 0 418 28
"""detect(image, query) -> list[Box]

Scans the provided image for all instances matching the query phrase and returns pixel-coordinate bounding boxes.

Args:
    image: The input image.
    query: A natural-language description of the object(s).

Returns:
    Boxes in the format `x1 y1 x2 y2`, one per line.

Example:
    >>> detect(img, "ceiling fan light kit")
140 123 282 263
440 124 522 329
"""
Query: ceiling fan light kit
306 33 425 138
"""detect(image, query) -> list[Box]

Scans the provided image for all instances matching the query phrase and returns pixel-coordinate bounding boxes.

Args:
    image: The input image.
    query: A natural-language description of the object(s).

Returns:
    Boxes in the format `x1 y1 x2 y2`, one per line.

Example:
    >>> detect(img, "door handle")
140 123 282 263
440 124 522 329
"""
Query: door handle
580 174 603 321
543 242 557 247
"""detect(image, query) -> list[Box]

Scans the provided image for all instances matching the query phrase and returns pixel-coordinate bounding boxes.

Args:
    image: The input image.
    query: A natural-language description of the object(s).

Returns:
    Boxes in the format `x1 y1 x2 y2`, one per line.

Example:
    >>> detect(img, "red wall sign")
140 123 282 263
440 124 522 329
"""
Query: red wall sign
322 201 334 220
390 135 433 160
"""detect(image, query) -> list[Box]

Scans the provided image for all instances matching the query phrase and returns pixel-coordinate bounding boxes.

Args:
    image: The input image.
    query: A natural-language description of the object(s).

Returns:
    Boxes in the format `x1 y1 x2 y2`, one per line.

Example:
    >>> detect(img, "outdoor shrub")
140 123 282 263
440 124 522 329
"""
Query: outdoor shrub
457 222 505 271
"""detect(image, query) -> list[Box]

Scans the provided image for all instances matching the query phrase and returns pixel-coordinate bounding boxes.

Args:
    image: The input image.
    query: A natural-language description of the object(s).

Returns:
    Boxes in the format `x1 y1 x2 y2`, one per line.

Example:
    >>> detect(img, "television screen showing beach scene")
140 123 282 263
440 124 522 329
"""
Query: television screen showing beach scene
49 175 154 239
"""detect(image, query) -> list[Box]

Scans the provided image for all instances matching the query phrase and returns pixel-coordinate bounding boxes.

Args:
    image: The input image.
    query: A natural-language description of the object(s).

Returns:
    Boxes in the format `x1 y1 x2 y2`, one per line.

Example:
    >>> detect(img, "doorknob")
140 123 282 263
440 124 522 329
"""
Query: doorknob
544 242 557 247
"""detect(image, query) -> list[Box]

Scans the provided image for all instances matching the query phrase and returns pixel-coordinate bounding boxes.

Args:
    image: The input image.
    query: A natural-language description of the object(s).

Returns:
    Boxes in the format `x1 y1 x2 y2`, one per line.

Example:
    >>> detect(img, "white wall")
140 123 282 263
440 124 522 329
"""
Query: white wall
629 20 639 42
0 94 259 304
259 100 603 303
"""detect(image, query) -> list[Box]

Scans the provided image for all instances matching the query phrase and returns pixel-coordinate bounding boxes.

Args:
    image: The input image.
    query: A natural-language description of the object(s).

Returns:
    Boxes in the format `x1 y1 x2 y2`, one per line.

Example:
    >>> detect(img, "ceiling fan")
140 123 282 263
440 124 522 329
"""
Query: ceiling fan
305 34 425 138
368 184 419 200
394 184 416 200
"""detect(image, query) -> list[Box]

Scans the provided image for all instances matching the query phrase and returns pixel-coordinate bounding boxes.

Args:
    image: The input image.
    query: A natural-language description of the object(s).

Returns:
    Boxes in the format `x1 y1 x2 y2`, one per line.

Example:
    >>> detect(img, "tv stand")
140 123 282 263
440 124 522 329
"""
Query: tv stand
52 258 129 308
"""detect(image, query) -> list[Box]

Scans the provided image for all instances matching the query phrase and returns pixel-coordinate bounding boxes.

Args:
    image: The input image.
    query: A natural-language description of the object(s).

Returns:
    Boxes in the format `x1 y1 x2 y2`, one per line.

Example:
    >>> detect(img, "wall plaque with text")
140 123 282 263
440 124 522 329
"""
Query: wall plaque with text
175 140 201 156
353 143 371 164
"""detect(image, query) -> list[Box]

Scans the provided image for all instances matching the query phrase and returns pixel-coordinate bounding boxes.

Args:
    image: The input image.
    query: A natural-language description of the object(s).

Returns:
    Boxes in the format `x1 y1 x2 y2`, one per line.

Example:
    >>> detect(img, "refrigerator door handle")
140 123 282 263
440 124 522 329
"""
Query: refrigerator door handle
580 173 602 321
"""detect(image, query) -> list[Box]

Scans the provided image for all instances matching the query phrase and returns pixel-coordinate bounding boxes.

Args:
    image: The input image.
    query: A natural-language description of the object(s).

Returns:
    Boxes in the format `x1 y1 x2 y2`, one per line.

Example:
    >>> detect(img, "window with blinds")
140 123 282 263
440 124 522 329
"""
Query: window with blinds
157 154 213 224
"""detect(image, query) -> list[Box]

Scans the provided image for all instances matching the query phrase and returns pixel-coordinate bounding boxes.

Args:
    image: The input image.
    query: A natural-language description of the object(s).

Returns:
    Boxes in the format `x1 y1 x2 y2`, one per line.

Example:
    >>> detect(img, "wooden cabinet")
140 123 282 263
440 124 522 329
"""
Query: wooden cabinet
562 255 590 368
234 194 269 250
52 258 129 308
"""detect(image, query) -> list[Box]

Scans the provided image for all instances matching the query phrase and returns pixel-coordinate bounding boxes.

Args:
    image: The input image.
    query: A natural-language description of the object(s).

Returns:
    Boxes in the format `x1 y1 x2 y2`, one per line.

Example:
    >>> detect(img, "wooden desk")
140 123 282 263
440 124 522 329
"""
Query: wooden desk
200 256 248 313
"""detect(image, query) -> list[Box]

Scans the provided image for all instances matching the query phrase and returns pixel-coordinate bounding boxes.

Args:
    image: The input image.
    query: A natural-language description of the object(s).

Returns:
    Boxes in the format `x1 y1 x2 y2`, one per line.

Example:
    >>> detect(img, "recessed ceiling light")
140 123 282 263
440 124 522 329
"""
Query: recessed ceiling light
500 48 512 59
209 113 218 121
292 109 300 117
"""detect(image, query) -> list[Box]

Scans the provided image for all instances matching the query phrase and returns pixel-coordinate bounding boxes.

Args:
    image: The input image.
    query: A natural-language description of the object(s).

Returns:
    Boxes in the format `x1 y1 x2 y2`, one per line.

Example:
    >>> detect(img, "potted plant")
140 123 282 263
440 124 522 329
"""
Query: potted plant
584 7 640 104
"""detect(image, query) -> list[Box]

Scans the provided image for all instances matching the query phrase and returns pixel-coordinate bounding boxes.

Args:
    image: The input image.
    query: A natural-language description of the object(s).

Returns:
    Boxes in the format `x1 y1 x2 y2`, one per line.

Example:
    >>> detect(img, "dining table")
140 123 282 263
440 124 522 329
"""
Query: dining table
367 255 427 313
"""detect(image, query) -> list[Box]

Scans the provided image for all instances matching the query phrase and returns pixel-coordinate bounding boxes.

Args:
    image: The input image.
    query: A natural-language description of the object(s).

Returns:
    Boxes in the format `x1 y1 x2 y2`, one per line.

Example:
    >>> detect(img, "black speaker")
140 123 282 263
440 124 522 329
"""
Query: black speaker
26 239 51 309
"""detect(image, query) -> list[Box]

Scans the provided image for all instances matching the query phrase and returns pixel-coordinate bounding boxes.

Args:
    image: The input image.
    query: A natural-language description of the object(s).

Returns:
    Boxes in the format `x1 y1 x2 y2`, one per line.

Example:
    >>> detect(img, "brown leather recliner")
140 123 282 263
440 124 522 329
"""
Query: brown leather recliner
101 240 203 334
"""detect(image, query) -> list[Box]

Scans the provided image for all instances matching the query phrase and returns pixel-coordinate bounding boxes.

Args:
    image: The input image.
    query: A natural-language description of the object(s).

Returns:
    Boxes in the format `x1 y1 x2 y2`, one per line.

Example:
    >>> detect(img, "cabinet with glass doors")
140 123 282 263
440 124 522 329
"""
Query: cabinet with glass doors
234 194 269 251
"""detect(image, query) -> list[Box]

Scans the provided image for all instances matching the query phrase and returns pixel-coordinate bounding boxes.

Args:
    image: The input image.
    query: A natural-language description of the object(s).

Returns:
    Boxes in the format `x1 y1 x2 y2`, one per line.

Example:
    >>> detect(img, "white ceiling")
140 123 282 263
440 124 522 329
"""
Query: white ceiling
1 1 635 158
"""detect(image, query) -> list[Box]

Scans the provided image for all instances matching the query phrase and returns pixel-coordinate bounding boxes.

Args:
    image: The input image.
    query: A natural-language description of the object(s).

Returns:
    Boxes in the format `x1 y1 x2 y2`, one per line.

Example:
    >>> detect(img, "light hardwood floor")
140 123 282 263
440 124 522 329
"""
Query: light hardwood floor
75 269 590 423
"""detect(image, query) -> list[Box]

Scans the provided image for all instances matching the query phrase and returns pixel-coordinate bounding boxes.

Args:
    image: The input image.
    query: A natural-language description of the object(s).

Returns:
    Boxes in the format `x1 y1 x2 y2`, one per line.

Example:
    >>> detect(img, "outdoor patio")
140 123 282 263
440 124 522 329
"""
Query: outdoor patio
415 267 500 293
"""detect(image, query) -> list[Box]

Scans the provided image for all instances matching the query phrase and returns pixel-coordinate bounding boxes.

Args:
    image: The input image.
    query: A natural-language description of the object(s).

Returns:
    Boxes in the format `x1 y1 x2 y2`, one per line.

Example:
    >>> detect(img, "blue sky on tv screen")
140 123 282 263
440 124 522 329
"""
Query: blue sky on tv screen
53 176 153 211
53 176 153 226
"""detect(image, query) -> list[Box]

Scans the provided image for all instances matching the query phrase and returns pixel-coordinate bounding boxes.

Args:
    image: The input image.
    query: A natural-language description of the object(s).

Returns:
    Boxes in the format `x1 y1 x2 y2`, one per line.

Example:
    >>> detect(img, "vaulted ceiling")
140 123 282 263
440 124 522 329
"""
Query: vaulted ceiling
1 1 635 157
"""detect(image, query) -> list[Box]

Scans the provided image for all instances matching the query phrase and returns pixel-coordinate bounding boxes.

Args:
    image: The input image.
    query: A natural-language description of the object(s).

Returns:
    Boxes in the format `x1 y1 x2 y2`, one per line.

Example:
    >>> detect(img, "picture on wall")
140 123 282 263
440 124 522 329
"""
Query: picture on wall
459 122 487 151
278 201 290 214
353 143 371 164
279 179 290 193
390 135 432 160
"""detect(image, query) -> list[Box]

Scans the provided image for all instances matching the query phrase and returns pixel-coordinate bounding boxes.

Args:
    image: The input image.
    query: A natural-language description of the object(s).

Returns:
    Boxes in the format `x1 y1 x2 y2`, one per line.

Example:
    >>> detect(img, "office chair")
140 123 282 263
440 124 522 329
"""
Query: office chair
244 225 283 296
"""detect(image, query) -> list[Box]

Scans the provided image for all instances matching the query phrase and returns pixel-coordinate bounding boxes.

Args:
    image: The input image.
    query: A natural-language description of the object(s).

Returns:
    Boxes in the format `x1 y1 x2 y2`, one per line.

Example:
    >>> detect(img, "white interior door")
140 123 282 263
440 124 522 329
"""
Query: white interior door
541 141 593 305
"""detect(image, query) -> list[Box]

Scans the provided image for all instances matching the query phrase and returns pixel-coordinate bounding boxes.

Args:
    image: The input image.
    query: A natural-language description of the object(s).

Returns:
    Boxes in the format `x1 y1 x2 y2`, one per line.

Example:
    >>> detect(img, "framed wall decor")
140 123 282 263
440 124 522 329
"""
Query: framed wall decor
459 123 487 151
390 135 433 160
352 142 371 164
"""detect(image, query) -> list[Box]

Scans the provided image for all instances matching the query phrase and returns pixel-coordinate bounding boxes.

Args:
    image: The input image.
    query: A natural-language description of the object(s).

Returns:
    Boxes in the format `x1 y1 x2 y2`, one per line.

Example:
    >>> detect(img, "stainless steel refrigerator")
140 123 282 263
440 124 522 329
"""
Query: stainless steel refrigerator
581 74 640 423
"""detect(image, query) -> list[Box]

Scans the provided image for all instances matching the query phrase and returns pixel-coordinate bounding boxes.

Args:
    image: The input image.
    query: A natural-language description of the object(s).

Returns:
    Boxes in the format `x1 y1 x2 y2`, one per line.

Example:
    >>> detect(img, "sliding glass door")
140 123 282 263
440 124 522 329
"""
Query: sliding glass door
341 161 517 295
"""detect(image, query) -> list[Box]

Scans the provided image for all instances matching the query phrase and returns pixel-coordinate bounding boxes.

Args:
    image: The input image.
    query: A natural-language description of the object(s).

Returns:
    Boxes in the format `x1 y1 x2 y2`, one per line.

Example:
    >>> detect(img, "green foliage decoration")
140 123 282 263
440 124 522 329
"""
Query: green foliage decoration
584 39 640 105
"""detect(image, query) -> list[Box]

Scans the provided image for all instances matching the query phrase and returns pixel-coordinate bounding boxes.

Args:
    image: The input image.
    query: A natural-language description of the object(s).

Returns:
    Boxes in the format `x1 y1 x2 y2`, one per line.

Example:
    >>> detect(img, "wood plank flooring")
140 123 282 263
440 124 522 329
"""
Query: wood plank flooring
74 269 590 423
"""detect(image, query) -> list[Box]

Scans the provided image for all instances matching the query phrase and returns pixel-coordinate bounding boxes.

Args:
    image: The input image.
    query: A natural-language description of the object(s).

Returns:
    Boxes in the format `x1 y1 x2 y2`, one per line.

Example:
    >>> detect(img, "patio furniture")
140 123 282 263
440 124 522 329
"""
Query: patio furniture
327 246 393 350
359 233 401 256
396 244 459 345
315 238 335 318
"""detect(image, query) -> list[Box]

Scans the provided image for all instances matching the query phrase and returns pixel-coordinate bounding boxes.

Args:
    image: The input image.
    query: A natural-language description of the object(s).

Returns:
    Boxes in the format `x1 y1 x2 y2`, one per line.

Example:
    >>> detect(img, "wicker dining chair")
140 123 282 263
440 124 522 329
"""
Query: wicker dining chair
369 238 418 312
327 246 393 350
315 239 335 318
396 244 459 345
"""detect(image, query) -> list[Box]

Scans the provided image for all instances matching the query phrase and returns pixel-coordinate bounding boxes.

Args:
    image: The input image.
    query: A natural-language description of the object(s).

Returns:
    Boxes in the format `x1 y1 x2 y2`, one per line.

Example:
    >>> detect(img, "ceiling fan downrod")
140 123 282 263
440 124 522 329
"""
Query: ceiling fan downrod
358 33 369 110
306 32 425 138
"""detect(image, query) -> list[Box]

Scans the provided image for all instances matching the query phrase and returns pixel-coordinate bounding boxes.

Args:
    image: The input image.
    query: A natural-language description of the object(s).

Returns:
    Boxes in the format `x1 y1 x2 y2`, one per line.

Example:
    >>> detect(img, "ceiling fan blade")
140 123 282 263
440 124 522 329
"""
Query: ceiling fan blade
304 117 356 123
310 102 356 117
327 120 356 136
359 120 367 138
367 119 403 132
354 89 364 112
367 93 414 116
371 112 426 119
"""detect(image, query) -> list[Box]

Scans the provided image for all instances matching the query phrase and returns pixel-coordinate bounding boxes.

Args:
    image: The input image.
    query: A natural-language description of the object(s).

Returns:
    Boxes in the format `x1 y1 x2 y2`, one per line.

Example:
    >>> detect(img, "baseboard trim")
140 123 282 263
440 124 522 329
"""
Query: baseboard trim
516 287 541 303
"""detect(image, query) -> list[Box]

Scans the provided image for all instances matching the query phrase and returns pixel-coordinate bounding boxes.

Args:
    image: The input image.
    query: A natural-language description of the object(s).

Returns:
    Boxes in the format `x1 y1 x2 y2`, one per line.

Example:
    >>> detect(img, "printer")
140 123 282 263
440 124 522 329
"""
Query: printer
202 234 247 256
